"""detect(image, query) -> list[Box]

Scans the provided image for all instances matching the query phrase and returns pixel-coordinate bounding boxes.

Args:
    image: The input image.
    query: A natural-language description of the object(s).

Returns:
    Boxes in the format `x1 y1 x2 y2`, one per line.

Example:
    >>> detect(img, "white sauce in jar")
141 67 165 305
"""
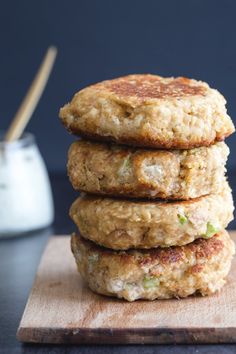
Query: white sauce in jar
0 133 54 236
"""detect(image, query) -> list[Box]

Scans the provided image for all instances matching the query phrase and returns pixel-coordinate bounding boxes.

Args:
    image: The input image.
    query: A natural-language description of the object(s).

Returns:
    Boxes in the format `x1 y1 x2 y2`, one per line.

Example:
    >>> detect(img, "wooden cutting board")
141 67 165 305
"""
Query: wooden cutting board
17 232 236 344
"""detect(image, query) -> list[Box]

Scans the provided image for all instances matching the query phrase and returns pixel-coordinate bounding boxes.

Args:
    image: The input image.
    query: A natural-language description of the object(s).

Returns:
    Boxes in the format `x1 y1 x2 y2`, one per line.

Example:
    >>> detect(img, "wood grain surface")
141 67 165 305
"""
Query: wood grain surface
17 232 236 344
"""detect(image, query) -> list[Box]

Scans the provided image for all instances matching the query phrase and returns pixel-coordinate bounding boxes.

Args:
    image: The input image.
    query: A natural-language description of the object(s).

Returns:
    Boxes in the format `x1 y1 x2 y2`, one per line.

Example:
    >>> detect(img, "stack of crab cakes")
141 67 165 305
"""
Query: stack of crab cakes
60 74 235 302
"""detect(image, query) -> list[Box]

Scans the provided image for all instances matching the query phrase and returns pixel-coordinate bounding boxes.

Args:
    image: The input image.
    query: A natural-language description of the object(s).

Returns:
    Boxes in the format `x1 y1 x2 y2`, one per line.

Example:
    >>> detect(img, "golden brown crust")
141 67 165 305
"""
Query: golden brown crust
70 185 234 250
67 129 229 150
71 230 235 301
67 139 229 200
60 74 235 149
71 232 225 267
96 75 207 100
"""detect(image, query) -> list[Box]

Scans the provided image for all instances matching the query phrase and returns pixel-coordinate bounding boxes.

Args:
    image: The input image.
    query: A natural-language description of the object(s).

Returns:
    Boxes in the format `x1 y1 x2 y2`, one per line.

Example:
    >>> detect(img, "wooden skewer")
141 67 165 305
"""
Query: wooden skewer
5 46 57 142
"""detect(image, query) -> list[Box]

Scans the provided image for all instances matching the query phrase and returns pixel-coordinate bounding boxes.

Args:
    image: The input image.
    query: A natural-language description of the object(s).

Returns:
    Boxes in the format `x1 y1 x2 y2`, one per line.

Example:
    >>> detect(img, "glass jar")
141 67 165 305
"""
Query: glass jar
0 132 54 236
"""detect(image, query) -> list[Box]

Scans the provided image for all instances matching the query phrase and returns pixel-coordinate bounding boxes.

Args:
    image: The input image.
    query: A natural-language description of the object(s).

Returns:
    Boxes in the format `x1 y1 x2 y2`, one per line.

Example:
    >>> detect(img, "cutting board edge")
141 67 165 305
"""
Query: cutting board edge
17 326 236 344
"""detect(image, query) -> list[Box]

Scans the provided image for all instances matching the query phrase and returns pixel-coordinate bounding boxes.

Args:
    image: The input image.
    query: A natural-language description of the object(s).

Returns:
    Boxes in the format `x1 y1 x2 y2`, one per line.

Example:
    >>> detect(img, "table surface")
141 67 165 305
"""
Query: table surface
1 172 236 354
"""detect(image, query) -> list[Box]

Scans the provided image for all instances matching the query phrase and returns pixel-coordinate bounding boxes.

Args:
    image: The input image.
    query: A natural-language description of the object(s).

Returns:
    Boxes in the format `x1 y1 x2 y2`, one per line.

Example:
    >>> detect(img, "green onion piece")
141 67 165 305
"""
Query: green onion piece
203 222 219 239
177 213 188 225
143 276 159 289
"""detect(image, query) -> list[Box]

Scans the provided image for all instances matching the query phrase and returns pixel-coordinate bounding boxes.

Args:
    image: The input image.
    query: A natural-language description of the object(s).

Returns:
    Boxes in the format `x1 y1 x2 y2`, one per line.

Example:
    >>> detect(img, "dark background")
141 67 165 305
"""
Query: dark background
0 0 236 172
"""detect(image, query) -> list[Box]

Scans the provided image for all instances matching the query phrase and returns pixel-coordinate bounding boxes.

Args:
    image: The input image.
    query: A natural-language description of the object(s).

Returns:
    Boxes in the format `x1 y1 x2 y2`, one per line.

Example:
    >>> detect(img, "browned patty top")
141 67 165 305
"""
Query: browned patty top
93 74 207 100
72 232 224 267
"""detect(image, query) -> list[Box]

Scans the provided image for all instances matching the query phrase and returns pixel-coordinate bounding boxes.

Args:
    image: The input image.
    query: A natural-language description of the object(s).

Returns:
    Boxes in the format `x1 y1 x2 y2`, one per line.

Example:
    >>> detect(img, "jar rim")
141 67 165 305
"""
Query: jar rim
0 132 35 150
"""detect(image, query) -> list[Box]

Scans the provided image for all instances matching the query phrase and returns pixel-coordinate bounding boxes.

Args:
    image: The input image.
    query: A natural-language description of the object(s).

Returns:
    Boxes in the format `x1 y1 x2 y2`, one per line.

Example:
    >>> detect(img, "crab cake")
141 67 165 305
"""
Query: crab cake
60 74 234 149
71 230 235 301
68 140 229 200
70 183 234 250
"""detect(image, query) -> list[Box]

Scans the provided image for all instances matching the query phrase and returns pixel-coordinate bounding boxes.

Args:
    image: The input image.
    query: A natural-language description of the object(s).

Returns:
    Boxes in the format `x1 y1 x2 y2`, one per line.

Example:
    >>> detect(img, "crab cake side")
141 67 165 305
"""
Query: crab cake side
71 230 235 301
60 74 234 149
70 183 234 250
68 140 229 200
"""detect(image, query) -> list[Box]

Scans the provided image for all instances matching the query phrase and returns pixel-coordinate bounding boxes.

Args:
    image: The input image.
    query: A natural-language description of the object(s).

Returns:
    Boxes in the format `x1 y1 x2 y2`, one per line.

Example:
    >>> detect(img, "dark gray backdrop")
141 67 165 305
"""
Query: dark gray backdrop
1 0 235 172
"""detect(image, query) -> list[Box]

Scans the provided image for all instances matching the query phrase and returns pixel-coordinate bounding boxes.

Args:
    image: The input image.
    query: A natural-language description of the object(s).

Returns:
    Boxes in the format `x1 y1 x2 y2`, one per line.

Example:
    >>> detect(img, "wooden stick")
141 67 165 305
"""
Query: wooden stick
5 46 57 142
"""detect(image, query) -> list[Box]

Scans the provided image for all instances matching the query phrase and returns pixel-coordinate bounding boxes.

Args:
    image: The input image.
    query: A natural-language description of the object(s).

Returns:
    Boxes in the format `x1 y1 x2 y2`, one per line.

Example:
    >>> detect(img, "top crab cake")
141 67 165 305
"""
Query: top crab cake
59 74 234 149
